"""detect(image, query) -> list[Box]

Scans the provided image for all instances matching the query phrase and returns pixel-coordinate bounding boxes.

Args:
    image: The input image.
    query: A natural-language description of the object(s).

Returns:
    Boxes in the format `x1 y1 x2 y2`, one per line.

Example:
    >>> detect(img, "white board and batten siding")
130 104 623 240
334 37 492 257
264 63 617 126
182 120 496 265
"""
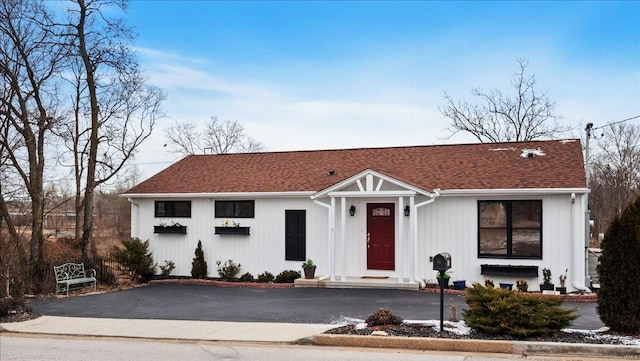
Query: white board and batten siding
130 191 587 291
132 197 328 278
419 193 587 291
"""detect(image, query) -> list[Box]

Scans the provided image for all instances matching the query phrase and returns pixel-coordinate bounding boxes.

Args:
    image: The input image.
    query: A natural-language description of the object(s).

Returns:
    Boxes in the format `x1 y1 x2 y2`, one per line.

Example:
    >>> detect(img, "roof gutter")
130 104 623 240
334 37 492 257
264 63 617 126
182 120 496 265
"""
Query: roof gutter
438 188 590 196
121 191 316 199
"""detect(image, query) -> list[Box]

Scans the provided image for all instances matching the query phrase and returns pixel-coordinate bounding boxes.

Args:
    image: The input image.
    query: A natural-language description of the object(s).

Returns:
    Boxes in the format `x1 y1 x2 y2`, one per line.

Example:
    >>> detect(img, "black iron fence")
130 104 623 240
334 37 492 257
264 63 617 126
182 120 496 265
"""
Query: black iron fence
38 256 123 294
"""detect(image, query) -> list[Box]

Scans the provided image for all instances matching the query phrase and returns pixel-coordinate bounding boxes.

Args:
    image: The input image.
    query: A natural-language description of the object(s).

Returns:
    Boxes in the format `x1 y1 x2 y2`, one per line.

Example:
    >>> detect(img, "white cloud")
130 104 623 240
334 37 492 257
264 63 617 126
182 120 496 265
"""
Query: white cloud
129 46 640 179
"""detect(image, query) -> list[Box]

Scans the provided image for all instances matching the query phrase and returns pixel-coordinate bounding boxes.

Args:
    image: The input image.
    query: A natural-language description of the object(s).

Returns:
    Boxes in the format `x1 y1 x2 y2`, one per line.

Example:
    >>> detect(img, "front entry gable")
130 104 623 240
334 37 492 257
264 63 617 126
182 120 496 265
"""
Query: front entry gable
311 169 434 200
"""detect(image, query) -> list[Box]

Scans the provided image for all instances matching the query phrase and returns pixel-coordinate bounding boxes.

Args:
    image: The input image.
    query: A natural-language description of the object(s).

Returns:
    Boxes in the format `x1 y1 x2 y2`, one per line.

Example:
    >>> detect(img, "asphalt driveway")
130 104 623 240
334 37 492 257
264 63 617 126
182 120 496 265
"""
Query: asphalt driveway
29 284 604 329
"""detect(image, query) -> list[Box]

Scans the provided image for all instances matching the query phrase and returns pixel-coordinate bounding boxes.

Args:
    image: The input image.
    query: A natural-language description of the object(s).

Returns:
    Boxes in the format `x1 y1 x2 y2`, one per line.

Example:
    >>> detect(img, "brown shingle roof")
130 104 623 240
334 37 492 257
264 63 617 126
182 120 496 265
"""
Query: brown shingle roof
124 139 586 195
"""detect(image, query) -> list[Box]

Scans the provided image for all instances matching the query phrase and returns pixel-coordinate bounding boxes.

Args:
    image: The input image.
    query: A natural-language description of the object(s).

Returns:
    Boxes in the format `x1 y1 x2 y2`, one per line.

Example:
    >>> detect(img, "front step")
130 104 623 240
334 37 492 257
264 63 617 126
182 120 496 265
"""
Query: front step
294 277 419 290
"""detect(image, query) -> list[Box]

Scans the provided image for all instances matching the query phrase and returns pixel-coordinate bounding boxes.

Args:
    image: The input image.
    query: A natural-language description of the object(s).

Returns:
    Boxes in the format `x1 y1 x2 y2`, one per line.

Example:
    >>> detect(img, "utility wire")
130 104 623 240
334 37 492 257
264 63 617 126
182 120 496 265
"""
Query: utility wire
593 115 640 130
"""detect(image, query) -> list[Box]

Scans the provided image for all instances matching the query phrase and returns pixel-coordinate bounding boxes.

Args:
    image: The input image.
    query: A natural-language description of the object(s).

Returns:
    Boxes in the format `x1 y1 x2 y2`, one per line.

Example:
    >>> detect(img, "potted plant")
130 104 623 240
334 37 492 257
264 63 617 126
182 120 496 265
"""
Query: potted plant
499 282 513 290
154 221 187 234
540 268 554 292
516 279 529 292
556 268 568 294
214 219 250 235
302 259 316 279
436 270 451 288
452 279 466 290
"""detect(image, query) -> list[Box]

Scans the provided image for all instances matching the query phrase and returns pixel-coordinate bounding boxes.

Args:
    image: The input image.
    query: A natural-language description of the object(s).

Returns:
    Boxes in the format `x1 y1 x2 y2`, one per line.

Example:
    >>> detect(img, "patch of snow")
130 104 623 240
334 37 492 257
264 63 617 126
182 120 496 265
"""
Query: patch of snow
560 140 577 144
371 330 388 336
328 315 364 325
563 327 640 346
489 147 516 152
406 319 472 335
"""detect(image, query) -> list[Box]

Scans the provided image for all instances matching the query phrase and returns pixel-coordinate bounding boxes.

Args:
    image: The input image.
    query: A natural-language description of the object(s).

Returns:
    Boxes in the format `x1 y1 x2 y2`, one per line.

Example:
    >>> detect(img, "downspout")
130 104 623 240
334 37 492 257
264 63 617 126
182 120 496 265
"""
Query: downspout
314 199 331 281
412 189 441 287
128 198 139 238
570 193 591 293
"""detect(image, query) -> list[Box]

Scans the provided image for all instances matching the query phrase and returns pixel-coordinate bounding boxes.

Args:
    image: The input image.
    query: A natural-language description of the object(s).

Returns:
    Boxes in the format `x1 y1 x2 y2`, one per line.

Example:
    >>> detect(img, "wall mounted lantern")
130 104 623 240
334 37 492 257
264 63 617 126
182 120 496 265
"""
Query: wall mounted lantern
349 205 356 216
404 205 410 217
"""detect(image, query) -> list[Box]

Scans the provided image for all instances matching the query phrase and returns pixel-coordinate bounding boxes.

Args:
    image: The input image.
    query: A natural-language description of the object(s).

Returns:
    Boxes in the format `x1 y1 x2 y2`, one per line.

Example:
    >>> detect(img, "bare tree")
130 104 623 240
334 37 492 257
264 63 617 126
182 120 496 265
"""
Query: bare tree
165 117 265 155
60 0 165 261
0 0 64 292
589 123 640 242
441 59 570 143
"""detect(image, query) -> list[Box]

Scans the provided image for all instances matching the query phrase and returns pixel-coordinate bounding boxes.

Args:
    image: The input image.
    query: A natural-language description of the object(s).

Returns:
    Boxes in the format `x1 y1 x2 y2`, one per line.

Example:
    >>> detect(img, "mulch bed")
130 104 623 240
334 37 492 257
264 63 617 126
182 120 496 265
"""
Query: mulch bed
325 323 635 345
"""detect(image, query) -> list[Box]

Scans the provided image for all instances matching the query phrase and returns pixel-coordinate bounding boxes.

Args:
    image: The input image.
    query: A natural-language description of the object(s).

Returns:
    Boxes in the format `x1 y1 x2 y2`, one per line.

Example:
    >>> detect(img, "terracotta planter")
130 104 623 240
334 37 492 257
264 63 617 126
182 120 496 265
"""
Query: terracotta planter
303 267 316 279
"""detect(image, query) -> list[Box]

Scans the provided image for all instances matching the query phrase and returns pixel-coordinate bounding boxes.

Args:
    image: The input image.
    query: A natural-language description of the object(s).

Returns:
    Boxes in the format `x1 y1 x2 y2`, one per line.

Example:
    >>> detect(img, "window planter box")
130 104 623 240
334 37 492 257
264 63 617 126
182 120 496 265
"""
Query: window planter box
154 225 187 234
480 264 538 277
215 226 250 236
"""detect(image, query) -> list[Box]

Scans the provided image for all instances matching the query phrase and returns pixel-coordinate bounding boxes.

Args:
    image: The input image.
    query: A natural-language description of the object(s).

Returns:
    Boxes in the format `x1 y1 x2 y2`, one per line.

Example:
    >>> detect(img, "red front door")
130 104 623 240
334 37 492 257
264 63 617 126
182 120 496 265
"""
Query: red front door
367 203 395 270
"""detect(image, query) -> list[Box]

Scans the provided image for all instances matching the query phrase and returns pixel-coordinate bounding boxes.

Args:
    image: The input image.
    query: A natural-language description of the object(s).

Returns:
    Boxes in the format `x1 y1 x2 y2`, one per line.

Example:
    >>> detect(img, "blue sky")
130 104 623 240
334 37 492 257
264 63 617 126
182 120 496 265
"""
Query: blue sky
122 1 640 178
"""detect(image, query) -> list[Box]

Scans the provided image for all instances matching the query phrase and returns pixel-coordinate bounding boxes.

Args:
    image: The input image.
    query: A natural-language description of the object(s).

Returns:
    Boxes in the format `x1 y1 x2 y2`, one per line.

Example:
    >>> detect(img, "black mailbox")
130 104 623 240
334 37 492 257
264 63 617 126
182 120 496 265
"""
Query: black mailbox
433 252 451 271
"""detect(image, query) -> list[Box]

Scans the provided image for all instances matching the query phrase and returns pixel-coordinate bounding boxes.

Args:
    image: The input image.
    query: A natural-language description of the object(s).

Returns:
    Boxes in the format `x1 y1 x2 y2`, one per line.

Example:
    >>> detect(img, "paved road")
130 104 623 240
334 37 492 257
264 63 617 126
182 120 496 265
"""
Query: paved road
28 284 604 329
1 335 617 361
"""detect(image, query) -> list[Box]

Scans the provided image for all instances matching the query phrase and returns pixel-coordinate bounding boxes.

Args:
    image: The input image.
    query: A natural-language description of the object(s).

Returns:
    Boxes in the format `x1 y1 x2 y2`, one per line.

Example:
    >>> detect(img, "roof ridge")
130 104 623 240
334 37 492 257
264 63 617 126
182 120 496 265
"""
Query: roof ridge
184 139 580 157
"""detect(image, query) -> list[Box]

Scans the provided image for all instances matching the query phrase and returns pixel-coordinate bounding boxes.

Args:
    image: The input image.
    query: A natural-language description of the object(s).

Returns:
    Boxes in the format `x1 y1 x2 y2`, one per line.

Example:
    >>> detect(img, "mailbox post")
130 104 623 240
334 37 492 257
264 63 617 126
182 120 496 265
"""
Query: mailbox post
433 252 451 332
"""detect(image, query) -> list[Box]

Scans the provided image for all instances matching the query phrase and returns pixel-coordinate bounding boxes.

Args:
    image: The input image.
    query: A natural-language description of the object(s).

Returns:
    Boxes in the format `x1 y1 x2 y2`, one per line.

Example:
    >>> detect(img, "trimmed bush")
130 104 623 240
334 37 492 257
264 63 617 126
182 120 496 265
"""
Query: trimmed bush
158 260 175 278
256 271 274 283
239 272 254 282
597 194 640 334
112 238 156 282
463 283 577 337
191 240 208 279
275 270 301 283
365 308 403 327
216 259 241 281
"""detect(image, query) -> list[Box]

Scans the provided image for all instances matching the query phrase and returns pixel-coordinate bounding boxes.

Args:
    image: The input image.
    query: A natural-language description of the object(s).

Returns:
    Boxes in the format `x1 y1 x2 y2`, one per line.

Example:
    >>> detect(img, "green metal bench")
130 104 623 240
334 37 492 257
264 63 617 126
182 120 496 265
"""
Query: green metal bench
54 262 97 295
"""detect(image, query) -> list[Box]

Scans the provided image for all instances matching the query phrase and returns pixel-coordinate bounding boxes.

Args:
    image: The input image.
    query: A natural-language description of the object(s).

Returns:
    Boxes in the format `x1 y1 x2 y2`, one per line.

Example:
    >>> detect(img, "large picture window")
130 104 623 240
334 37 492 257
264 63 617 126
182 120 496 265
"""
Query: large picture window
215 200 255 218
478 200 542 259
155 201 191 218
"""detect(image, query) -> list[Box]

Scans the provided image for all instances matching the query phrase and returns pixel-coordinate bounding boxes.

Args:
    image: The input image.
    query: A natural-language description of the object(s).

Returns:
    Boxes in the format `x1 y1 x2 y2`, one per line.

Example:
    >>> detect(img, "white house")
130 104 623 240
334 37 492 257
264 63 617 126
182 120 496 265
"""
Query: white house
123 139 590 292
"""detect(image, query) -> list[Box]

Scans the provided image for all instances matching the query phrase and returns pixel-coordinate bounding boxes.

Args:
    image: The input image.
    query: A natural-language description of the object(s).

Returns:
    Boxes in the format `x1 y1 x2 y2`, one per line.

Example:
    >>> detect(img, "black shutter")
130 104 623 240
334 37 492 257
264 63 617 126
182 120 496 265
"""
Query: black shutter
285 210 306 261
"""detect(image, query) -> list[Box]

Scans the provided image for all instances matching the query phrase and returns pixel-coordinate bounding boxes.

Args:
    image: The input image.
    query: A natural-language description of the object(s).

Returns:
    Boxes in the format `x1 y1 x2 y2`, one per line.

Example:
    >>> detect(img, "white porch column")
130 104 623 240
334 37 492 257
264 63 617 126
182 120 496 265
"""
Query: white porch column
398 197 405 283
410 196 417 281
341 197 347 281
330 197 336 281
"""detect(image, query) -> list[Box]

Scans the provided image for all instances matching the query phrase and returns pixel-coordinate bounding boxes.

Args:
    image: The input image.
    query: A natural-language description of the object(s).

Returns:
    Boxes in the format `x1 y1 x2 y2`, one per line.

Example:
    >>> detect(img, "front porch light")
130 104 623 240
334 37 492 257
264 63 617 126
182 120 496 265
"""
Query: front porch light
349 205 356 216
404 205 410 217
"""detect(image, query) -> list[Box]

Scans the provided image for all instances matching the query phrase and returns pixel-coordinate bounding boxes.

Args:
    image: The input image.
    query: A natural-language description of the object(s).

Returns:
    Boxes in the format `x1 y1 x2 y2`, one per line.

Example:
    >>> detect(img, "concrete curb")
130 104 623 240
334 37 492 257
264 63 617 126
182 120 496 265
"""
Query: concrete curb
313 334 639 358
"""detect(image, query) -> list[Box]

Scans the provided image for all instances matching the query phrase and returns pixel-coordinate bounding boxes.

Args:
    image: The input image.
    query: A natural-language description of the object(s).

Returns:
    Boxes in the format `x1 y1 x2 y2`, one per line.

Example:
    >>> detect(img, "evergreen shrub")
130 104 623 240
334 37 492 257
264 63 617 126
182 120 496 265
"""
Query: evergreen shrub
257 271 274 283
191 240 208 279
463 283 577 337
239 272 254 282
112 238 156 282
597 194 640 334
158 260 175 278
216 259 241 281
275 270 301 283
0 297 31 317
